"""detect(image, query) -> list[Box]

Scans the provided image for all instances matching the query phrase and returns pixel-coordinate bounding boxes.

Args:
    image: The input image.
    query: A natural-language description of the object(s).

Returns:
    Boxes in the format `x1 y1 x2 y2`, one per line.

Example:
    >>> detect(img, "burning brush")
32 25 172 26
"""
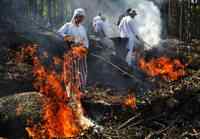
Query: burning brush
23 44 95 138
138 56 187 81
123 95 137 111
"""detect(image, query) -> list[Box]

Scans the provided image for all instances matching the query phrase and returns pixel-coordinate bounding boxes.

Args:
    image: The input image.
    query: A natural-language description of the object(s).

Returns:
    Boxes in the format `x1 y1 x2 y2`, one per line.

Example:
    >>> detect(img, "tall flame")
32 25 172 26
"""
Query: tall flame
25 44 93 138
138 56 187 81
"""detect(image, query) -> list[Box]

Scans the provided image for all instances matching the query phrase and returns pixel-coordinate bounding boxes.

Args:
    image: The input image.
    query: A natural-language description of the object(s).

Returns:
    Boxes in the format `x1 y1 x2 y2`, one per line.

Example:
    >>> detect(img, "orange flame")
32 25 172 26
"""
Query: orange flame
14 44 38 64
138 56 187 81
123 95 137 110
71 46 88 58
25 44 92 138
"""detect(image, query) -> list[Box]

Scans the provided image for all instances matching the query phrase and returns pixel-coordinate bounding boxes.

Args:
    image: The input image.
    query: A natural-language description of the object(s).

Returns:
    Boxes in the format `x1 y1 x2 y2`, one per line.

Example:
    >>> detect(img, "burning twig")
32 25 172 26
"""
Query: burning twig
123 95 137 110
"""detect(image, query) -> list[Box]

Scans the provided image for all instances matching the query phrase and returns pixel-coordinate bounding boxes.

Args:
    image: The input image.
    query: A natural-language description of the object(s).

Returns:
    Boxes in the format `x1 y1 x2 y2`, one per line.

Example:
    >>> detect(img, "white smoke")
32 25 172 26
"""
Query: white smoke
134 1 162 47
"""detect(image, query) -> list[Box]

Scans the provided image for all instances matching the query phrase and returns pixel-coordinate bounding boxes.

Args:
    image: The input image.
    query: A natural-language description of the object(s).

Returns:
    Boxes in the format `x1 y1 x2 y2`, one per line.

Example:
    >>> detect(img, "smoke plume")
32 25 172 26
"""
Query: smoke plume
134 1 162 47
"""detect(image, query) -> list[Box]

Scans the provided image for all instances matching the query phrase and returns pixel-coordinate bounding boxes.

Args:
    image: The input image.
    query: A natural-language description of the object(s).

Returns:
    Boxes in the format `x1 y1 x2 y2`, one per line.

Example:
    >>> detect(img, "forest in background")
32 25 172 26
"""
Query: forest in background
0 0 200 41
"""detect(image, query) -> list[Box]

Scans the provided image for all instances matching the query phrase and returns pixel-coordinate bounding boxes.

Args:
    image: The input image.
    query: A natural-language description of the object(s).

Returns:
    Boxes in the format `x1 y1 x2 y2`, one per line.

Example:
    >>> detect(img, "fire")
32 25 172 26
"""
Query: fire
138 56 186 81
14 44 38 63
71 46 88 58
26 102 81 138
24 44 93 138
123 95 137 110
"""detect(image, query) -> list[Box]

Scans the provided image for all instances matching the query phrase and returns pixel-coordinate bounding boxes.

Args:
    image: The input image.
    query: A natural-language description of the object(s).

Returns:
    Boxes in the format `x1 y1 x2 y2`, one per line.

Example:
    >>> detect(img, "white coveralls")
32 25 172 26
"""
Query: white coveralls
92 15 115 53
119 15 137 66
57 9 89 48
57 8 88 89
93 16 106 38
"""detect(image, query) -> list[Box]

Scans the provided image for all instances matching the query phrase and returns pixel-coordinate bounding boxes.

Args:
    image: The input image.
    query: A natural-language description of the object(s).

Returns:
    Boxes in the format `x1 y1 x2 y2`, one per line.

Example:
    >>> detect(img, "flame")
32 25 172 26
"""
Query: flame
14 44 38 64
71 46 88 58
123 95 137 110
26 102 81 138
24 44 93 138
41 102 80 138
138 56 186 81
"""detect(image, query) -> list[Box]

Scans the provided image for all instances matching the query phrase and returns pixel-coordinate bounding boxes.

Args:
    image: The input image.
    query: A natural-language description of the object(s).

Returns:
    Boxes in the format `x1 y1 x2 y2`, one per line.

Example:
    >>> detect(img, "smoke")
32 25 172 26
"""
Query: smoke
116 0 162 46
134 1 162 47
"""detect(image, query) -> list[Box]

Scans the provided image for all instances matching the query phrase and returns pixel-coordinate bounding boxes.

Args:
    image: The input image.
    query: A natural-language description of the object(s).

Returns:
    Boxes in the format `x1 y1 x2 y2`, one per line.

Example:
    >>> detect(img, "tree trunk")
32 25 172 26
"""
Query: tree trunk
39 0 45 18
48 0 53 26
32 0 37 18
60 0 65 23
52 0 57 26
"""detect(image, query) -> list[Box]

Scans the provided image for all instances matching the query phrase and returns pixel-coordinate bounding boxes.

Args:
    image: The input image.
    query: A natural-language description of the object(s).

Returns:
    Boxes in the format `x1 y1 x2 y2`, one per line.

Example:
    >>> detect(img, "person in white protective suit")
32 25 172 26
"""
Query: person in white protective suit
93 13 107 38
57 8 89 49
119 9 138 66
92 13 115 54
57 8 88 90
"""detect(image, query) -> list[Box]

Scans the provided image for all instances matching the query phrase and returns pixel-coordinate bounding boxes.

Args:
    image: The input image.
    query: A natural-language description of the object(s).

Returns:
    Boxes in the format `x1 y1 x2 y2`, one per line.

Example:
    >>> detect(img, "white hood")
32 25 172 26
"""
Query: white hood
71 8 86 22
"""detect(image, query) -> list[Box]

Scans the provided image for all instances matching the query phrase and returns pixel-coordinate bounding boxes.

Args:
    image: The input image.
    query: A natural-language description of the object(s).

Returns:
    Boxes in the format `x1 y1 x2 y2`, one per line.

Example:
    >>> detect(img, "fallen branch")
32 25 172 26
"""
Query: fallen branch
181 131 200 138
128 113 165 128
145 117 179 139
118 113 141 129
145 126 171 139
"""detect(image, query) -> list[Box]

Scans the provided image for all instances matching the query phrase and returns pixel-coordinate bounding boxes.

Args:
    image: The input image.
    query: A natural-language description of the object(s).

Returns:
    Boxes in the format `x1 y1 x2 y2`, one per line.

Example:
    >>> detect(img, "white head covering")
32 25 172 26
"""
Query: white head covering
71 8 86 22
93 16 102 23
